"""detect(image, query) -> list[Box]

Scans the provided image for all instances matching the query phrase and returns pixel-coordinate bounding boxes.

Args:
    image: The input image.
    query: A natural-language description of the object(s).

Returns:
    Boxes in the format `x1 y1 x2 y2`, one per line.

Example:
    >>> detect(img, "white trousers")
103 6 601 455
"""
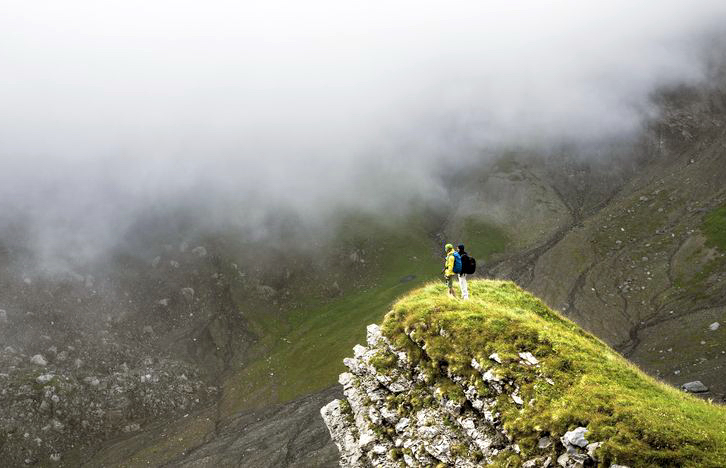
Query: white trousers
458 274 469 299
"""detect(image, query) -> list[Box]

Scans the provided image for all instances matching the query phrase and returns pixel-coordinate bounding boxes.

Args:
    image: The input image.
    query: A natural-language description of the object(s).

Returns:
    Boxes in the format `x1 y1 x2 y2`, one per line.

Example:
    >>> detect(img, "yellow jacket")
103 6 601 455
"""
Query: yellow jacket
444 251 456 276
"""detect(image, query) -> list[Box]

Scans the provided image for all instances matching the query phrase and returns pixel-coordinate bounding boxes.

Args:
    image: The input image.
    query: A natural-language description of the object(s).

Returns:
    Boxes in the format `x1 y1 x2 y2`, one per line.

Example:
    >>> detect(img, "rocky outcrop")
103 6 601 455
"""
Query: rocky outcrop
321 324 611 467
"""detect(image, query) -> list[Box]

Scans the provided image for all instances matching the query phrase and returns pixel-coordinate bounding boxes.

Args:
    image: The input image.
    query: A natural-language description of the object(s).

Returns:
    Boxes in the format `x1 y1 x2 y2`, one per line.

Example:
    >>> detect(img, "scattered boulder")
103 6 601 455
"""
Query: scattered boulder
181 288 195 302
122 423 141 433
83 376 100 386
36 374 55 384
30 354 48 366
709 322 720 331
681 381 709 393
519 351 539 366
562 426 589 448
191 246 207 257
256 285 277 298
151 256 161 268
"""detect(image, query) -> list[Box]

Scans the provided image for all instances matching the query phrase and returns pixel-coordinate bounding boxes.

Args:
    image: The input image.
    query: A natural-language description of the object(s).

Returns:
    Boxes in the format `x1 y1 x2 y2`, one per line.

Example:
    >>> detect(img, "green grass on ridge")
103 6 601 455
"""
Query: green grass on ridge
381 280 726 467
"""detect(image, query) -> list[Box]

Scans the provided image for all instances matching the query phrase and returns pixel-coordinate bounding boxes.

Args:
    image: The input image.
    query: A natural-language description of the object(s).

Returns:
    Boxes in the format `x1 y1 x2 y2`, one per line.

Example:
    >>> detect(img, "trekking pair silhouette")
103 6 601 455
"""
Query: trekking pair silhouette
443 244 476 299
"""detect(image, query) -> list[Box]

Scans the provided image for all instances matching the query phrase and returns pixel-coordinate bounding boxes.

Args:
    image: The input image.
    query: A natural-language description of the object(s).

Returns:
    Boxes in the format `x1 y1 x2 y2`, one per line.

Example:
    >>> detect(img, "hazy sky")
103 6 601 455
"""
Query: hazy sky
2 1 725 263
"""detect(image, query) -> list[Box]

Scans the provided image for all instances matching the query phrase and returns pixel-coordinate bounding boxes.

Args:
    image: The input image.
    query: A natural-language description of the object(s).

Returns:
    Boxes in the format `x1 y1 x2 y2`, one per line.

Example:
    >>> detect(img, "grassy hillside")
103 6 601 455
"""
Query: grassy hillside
380 280 726 467
220 215 445 414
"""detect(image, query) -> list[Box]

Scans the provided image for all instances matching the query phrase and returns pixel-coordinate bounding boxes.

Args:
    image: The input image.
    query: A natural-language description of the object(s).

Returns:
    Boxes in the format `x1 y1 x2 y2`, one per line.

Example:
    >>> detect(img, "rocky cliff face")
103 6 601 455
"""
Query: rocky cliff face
321 324 607 468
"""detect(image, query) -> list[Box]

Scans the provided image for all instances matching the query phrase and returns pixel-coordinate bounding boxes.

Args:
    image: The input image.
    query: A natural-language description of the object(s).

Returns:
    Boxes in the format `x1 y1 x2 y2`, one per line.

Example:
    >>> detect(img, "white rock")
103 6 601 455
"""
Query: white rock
368 407 382 425
352 344 367 359
562 426 589 448
511 394 523 405
371 444 387 455
587 442 602 459
83 376 100 386
709 322 720 331
0 309 7 323
151 256 161 268
191 246 207 257
338 372 354 388
518 352 539 366
30 354 48 366
36 374 55 384
123 423 141 432
395 418 410 433
358 431 376 450
471 358 483 371
489 353 502 364
366 324 385 347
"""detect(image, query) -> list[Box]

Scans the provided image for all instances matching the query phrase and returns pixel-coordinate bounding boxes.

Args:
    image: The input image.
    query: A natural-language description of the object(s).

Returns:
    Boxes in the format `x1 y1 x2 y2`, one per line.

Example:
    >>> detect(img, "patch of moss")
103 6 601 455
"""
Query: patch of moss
369 349 399 374
703 204 726 251
381 280 726 467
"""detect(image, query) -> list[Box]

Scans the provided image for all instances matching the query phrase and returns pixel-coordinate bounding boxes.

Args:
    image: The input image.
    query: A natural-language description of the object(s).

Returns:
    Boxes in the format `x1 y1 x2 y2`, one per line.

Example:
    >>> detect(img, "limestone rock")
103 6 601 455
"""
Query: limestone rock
562 427 589 448
30 354 48 366
36 374 55 384
519 351 539 366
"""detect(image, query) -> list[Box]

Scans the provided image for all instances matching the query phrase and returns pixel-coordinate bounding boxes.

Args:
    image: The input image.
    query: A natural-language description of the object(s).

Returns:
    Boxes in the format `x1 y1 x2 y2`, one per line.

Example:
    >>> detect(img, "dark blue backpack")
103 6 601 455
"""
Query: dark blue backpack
453 252 462 274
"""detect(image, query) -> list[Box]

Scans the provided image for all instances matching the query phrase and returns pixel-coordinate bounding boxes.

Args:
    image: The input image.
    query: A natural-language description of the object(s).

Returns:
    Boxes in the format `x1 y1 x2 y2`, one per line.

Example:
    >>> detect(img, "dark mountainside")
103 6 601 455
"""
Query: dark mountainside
1 78 725 466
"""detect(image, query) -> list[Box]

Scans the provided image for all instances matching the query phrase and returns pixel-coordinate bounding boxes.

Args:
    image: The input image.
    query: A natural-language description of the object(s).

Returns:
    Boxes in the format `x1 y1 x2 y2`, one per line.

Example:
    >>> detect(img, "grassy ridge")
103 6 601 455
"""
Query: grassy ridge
382 280 726 467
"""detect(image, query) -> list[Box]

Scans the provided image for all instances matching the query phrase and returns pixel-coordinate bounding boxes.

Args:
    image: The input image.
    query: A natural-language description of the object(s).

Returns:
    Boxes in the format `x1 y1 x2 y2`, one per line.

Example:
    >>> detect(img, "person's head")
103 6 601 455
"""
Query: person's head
445 243 454 253
458 244 465 253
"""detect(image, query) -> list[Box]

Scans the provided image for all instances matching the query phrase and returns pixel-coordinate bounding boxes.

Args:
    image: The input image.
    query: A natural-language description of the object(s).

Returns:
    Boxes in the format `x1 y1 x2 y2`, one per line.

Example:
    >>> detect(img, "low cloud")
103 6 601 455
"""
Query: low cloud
1 0 725 264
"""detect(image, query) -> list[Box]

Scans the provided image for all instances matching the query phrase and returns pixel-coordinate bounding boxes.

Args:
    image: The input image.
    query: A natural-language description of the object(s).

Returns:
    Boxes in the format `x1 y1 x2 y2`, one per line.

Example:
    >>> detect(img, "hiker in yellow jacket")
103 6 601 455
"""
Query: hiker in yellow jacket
443 244 458 297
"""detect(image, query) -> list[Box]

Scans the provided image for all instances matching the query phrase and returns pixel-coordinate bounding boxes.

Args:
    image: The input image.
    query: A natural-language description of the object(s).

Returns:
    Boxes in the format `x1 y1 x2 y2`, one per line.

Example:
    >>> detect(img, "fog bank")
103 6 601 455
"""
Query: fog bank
2 0 725 263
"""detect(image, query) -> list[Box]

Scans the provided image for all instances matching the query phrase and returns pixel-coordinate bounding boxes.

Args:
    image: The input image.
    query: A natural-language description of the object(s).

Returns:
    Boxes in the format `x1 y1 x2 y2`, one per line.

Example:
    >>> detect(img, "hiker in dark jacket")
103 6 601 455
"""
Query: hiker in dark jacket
457 244 470 300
